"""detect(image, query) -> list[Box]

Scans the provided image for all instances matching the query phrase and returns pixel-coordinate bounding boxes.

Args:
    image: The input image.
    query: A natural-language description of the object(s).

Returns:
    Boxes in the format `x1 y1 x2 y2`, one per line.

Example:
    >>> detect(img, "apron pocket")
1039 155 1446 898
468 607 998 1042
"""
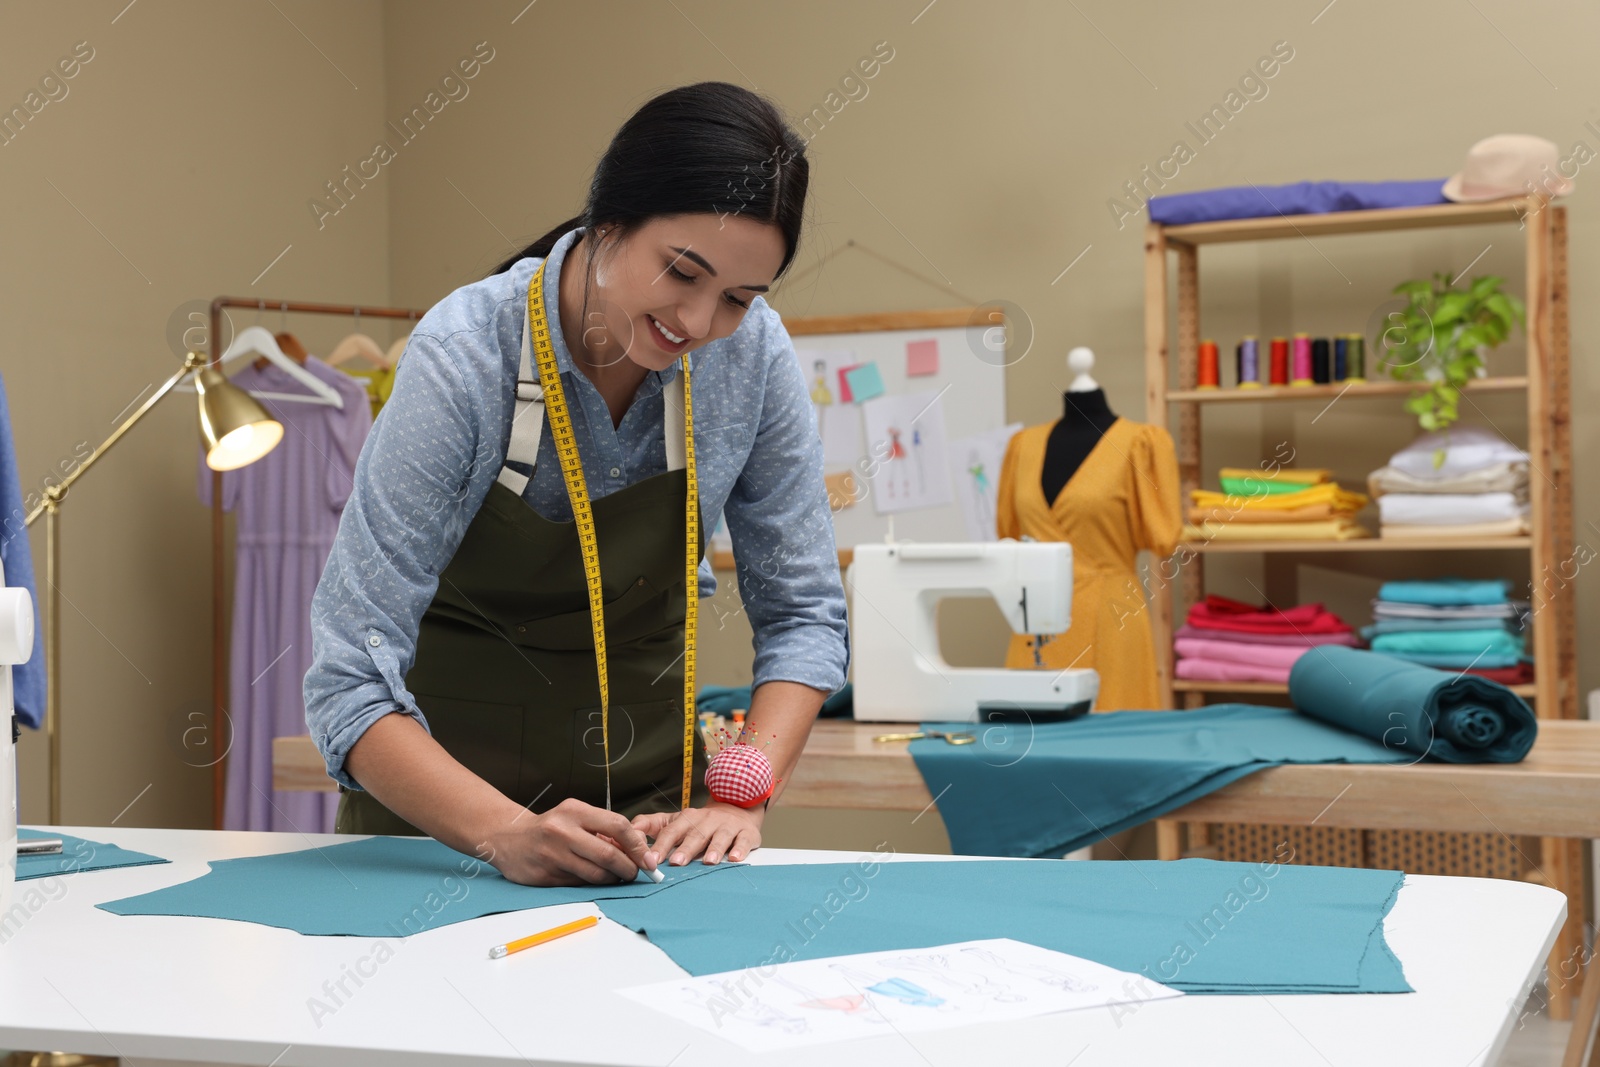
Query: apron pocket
413 692 530 801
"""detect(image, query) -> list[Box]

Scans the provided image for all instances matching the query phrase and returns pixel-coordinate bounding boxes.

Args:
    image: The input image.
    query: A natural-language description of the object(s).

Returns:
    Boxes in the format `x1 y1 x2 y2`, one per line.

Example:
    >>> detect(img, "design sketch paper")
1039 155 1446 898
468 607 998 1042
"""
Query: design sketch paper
950 423 1023 540
862 389 953 515
620 937 1182 1053
794 348 864 467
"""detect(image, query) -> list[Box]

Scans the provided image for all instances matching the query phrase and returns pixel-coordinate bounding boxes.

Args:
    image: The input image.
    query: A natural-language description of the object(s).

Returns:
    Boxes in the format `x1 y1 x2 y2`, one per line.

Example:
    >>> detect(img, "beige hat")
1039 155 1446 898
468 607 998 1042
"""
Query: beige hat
1443 133 1573 202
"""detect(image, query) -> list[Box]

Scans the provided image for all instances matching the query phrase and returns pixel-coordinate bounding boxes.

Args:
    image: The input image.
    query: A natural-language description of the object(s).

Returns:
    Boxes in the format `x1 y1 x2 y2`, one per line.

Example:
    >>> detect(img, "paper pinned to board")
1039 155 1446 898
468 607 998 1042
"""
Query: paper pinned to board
950 423 1023 541
906 338 940 377
861 389 953 514
795 348 865 467
620 937 1182 1052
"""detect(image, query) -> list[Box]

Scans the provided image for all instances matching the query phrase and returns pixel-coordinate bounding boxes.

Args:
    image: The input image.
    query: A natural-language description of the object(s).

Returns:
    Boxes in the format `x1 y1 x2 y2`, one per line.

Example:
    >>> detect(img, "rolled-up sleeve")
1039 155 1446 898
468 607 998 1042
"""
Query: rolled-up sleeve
304 331 497 790
721 316 850 695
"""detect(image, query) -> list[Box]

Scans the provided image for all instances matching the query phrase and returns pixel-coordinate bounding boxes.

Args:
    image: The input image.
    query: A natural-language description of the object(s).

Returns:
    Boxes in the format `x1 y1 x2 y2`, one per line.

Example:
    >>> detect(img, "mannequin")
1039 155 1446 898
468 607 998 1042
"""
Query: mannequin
1041 347 1119 504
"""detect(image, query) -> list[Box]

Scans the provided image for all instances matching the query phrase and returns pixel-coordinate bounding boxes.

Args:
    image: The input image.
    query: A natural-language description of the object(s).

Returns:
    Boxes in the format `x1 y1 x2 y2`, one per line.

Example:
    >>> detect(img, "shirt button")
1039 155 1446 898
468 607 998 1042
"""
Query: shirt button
609 466 621 478
368 635 382 647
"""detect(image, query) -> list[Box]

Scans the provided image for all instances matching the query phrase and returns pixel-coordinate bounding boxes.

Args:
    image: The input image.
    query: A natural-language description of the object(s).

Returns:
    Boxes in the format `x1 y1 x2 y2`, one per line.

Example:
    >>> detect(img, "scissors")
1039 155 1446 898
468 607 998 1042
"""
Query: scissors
873 729 977 745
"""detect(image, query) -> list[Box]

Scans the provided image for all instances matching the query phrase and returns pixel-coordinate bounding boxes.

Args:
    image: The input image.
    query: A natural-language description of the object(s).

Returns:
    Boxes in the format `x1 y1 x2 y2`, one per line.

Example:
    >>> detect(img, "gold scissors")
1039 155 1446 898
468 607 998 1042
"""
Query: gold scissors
873 729 977 745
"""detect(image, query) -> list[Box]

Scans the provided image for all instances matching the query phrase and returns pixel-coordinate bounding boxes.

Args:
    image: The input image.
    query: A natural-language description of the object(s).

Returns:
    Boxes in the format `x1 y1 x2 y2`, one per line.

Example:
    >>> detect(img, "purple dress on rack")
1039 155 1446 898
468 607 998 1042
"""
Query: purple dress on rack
198 355 372 832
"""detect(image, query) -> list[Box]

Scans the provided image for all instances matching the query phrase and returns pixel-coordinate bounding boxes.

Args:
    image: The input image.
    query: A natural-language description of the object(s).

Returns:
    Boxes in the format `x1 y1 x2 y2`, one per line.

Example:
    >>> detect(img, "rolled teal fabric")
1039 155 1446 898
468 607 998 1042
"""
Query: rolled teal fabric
1377 578 1510 605
1288 646 1536 762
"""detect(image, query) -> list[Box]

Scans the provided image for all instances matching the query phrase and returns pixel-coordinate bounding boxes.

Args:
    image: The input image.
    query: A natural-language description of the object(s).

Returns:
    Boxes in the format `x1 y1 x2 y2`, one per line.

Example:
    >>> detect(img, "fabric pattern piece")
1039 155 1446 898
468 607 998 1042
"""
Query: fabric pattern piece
597 858 1412 995
908 704 1408 859
17 828 168 881
995 418 1181 711
0 372 45 729
304 227 849 790
97 834 726 936
1148 179 1448 225
199 356 372 832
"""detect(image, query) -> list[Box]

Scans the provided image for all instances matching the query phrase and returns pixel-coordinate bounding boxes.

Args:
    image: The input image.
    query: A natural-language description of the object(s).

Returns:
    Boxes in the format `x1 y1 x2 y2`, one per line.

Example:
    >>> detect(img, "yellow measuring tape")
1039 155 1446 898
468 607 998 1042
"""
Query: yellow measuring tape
526 261 698 812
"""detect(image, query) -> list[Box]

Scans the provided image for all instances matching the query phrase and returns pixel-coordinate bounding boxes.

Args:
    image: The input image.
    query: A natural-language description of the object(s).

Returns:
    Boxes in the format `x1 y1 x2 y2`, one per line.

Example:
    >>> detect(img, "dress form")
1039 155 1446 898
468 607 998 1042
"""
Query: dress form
1041 347 1119 504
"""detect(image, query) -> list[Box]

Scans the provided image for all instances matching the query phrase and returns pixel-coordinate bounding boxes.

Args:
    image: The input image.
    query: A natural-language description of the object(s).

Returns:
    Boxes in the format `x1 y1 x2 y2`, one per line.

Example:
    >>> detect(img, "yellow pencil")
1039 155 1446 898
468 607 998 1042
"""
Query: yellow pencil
487 915 599 959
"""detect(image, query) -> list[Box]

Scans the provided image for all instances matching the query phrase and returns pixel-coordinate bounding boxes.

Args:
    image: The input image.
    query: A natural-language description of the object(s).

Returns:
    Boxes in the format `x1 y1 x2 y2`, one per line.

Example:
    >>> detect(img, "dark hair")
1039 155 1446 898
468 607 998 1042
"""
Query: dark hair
488 81 810 282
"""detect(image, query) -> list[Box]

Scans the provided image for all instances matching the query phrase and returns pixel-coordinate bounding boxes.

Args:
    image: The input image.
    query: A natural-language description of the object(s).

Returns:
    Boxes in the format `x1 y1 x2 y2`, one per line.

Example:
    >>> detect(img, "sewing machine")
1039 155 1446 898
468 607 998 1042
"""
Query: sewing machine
848 540 1098 723
0 557 35 924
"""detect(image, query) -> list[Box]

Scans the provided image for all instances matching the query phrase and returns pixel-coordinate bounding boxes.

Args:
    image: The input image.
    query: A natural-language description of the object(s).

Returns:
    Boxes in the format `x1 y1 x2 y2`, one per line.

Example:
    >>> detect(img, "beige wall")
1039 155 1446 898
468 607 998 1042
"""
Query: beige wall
4 0 1594 836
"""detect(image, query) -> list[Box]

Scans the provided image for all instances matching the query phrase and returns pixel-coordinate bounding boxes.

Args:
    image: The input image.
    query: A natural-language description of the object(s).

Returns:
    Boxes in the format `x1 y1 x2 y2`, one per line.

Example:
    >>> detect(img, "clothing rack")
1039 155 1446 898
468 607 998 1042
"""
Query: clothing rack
205 296 427 828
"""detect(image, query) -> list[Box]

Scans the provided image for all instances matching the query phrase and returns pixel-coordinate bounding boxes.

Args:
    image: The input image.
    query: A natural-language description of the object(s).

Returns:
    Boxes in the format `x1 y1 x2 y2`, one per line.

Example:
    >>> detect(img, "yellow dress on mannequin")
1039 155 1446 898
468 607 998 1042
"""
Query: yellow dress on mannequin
996 417 1181 711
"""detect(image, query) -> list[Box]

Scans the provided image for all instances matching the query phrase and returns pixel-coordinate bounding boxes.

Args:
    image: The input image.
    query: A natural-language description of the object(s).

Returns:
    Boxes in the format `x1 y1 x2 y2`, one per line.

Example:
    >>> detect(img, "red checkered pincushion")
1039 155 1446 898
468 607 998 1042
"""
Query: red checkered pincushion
705 743 775 808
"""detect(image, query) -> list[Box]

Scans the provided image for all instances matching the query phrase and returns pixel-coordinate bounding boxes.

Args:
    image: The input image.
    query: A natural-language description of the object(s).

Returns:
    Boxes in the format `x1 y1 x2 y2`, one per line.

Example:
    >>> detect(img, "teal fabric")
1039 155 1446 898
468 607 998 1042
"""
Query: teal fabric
1368 628 1524 657
17 828 168 881
1290 646 1536 762
909 705 1409 858
596 858 1412 995
97 834 727 936
1363 617 1519 636
1377 578 1510 605
1374 649 1524 669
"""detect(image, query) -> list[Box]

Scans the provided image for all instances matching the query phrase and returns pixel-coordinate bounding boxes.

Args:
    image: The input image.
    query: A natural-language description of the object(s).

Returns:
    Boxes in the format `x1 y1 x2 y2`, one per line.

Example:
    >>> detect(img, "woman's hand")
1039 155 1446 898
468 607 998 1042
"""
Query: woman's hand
484 798 658 887
633 802 764 866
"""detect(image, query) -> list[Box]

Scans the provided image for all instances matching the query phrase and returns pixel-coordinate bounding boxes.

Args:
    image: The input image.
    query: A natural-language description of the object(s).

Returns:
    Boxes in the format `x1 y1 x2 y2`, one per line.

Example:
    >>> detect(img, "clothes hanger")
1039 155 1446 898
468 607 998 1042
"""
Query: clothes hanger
178 322 344 408
386 313 417 366
326 310 392 369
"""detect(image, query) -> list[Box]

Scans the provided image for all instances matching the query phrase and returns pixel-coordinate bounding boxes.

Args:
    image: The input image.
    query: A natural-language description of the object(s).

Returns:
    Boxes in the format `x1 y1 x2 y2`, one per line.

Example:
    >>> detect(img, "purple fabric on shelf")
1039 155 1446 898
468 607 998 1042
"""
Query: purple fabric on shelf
1148 179 1449 226
1175 624 1359 648
198 356 372 833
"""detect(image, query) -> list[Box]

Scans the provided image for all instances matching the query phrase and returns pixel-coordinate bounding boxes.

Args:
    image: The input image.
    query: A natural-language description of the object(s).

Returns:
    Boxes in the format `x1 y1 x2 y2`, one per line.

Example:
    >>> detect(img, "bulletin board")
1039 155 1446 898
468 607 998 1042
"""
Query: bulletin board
711 307 1014 568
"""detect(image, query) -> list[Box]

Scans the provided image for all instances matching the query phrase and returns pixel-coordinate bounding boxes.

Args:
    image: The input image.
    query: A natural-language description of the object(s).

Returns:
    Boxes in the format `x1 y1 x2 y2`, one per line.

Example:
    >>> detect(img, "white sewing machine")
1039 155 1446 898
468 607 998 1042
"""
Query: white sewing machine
848 540 1098 723
0 557 35 924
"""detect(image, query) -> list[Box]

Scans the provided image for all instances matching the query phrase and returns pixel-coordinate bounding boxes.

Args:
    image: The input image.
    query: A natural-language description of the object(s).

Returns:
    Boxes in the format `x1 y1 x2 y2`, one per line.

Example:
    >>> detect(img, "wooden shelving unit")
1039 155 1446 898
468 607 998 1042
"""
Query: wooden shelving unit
1144 197 1580 1014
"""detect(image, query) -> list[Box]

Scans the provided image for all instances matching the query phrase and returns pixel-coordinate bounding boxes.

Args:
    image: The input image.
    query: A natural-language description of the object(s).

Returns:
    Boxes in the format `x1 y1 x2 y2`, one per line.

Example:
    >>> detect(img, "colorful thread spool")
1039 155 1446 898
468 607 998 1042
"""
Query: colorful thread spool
1197 340 1220 389
1238 336 1261 388
1333 336 1348 381
1345 333 1366 382
1269 337 1289 385
1311 338 1331 384
1291 333 1313 385
705 742 775 808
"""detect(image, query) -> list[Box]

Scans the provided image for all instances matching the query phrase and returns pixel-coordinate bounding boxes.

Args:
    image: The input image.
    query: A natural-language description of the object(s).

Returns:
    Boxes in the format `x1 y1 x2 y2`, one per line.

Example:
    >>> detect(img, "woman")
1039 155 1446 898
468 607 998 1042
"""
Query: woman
304 82 848 888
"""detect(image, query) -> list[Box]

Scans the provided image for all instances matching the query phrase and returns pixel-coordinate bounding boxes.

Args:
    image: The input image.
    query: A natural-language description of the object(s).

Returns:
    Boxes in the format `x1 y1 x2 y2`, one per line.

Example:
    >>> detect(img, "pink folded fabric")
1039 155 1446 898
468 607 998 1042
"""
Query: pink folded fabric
1174 637 1310 670
1173 657 1292 685
1174 624 1360 648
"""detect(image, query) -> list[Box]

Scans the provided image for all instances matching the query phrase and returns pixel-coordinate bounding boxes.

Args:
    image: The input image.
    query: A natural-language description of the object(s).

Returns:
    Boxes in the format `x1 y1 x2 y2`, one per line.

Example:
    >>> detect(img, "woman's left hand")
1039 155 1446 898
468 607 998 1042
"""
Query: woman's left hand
632 802 763 866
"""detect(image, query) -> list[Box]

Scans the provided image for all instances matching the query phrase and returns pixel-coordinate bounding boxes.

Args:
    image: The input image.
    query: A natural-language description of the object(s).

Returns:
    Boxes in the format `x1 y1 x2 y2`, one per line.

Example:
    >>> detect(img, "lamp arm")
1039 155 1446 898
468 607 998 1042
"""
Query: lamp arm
24 352 210 527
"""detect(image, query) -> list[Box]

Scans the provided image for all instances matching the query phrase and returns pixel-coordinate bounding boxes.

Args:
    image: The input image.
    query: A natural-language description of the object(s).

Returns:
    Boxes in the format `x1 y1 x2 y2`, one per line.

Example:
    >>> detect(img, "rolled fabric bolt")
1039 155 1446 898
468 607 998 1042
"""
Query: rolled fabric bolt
1239 337 1261 387
1269 337 1289 385
706 742 776 808
1291 333 1313 385
1311 338 1331 383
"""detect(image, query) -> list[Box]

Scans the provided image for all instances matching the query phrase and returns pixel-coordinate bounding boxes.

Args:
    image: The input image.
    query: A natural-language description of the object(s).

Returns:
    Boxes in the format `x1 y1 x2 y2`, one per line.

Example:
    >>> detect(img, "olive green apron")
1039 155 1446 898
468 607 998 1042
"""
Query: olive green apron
337 270 708 835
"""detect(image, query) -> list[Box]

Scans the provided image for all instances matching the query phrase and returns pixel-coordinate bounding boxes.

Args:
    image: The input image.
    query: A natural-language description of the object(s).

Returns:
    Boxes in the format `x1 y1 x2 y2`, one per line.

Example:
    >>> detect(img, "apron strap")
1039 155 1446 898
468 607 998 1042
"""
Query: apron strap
495 305 689 496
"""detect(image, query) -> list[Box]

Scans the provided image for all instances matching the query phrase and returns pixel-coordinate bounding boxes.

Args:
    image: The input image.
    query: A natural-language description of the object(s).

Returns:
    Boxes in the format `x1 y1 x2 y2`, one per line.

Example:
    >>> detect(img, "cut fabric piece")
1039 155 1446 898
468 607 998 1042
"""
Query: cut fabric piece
1388 427 1528 481
1363 617 1521 636
1289 647 1536 762
1381 517 1529 539
1174 637 1311 670
1377 578 1512 606
1368 629 1523 659
1175 624 1358 647
1377 493 1526 525
1370 649 1525 669
1217 466 1331 486
98 834 726 936
598 858 1412 995
1188 502 1337 524
1174 658 1291 685
1368 461 1528 498
1148 178 1448 225
17 828 168 882
1191 482 1367 513
1373 599 1526 620
1185 518 1371 542
908 704 1407 858
1189 595 1353 635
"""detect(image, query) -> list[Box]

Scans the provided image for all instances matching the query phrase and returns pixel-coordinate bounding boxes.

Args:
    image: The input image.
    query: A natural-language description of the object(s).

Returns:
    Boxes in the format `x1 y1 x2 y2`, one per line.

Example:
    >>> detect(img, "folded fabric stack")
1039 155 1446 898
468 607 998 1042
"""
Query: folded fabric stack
1174 594 1358 685
1369 427 1530 539
1183 467 1371 542
1360 578 1531 683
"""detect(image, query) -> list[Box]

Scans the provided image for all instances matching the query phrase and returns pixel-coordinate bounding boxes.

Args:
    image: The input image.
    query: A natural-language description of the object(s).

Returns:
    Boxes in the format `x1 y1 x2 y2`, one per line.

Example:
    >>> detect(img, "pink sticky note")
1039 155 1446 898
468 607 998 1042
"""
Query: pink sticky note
906 338 939 377
837 364 862 403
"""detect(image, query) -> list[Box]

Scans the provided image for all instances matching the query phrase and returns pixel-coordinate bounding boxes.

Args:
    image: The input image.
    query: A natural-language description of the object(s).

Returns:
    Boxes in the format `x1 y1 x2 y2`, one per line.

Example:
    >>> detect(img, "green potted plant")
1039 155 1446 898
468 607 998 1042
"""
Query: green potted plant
1379 272 1525 452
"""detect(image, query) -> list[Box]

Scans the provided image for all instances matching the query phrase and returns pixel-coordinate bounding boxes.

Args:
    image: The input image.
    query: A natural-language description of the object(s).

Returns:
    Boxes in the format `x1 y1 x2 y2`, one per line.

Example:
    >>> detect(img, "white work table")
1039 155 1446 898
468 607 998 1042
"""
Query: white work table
0 827 1565 1067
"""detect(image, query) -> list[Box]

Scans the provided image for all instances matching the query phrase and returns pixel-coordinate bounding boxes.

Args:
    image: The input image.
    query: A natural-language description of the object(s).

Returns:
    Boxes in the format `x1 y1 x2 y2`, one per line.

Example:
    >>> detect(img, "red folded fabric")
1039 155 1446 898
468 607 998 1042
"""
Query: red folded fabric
1175 624 1359 648
1461 662 1534 685
1186 594 1353 635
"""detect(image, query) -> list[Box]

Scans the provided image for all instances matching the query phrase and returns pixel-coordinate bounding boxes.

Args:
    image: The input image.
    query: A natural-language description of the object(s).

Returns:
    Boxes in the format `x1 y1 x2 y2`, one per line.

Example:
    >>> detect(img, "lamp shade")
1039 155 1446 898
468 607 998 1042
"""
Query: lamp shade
193 364 283 471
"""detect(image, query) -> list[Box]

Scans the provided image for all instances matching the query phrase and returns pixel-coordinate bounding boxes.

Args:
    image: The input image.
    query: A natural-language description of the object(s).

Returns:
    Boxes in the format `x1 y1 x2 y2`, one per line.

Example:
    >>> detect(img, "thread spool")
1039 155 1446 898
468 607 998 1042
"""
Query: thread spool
1311 338 1331 384
1238 337 1261 388
1197 340 1220 389
1269 337 1289 385
1333 336 1348 381
1291 333 1313 385
1345 333 1367 382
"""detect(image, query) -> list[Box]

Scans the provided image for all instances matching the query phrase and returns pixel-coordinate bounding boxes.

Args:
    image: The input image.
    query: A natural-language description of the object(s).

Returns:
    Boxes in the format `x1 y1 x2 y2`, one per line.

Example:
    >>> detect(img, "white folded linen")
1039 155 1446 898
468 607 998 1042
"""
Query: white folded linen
1367 460 1528 498
1388 426 1528 480
1377 492 1527 525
